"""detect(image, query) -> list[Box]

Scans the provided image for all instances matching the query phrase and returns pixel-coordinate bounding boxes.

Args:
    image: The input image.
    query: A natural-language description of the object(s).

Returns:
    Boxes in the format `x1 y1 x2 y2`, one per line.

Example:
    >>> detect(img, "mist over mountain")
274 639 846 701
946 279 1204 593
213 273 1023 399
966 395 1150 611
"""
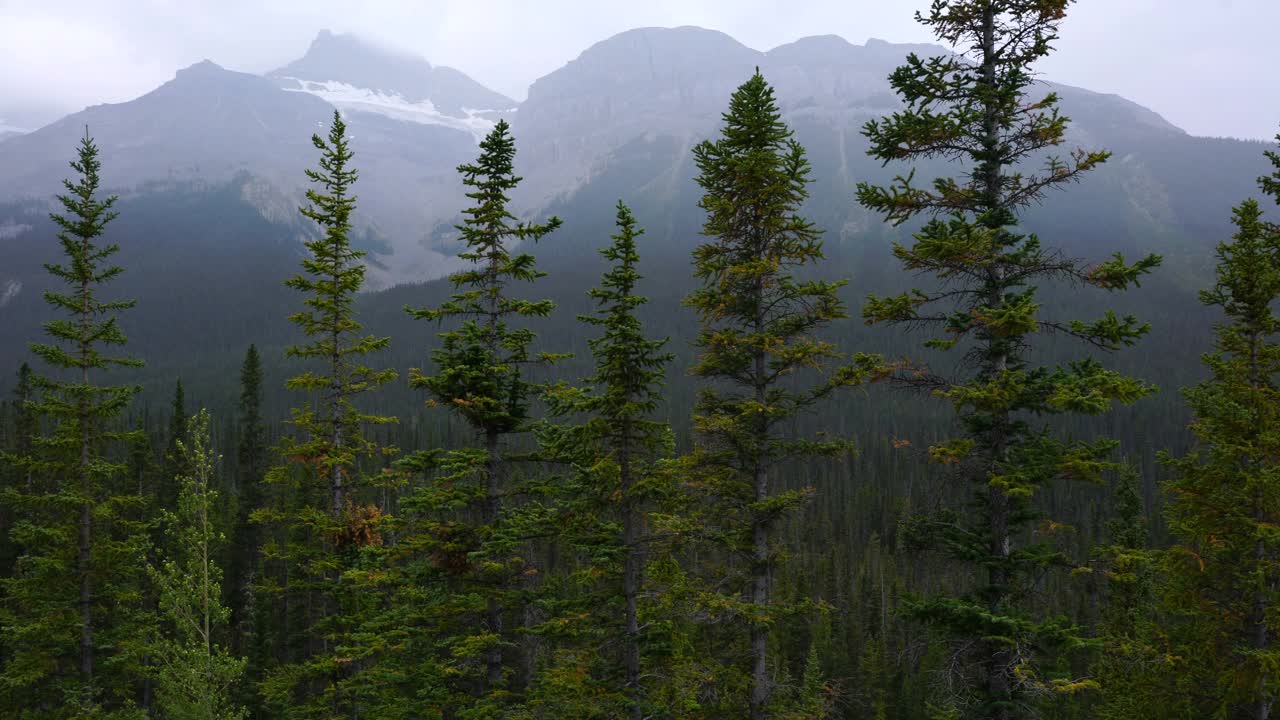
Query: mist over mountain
2 24 1272 383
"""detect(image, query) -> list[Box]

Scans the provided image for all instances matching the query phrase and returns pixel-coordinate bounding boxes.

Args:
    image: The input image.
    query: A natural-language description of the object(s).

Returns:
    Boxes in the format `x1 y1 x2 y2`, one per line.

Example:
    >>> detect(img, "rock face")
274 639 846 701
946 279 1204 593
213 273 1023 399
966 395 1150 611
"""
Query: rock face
512 28 1185 209
0 61 331 200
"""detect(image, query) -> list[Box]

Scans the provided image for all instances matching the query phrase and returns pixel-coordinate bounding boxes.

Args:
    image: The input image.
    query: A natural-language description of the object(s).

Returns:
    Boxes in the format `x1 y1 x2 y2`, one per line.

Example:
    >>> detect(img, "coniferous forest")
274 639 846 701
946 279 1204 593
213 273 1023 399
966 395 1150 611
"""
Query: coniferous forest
3 2 1280 719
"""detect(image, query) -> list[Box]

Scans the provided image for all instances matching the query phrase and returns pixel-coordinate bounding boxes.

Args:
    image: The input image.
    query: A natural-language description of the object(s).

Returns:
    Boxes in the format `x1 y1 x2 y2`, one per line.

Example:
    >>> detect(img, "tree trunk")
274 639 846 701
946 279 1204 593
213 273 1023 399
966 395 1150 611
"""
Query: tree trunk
979 7 1013 719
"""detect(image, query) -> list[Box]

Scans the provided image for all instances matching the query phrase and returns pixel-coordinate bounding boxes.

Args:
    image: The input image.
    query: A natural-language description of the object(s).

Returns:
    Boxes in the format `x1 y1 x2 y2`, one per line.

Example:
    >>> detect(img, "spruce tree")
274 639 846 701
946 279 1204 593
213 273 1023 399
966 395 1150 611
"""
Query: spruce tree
533 200 674 719
400 118 563 711
1090 466 1171 720
236 345 266 497
9 363 36 492
1262 126 1280 201
0 130 150 716
229 344 266 682
685 70 881 719
855 3 1161 717
163 379 189 491
150 409 247 720
1161 197 1280 720
258 110 397 717
166 380 187 455
0 364 36 577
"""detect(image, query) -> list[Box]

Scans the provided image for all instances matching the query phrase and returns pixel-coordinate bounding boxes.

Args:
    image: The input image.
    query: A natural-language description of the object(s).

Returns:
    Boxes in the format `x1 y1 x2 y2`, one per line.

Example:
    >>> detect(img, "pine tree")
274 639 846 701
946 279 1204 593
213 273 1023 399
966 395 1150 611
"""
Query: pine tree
229 344 267 692
533 200 674 719
855 3 1161 717
236 345 267 498
150 409 247 720
1261 126 1280 201
9 363 36 492
1090 466 1173 720
0 364 36 577
0 130 150 716
258 110 398 717
684 70 882 719
1161 197 1280 720
399 118 564 712
163 379 189 501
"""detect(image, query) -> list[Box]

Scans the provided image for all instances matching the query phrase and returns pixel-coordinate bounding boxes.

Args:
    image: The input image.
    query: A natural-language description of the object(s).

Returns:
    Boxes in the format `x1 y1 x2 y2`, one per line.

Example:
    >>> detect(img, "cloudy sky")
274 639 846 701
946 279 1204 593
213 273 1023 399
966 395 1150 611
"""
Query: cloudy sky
1 0 1276 139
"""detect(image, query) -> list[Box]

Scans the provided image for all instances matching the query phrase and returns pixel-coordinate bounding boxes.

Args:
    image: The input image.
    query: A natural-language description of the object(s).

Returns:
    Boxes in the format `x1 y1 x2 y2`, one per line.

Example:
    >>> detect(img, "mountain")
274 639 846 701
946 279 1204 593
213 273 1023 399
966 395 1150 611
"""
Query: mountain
511 29 1188 209
1 25 1276 389
0 120 25 143
0 44 506 287
268 30 515 141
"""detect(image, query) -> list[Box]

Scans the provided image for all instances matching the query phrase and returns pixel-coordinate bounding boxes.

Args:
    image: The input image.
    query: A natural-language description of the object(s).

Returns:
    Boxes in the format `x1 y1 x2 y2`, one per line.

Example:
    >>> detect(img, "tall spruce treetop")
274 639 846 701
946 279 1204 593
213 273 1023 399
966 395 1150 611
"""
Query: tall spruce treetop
236 344 265 492
561 201 671 455
686 70 881 720
259 110 396 718
1162 197 1280 720
161 379 189 506
278 109 397 518
401 117 563 707
1 129 147 714
408 118 564 437
855 2 1161 718
535 201 674 719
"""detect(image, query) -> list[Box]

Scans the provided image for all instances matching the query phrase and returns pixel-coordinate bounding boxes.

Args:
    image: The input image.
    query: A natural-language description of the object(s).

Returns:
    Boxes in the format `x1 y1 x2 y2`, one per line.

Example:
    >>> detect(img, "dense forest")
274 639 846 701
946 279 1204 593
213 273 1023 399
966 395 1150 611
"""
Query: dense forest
2 2 1280 719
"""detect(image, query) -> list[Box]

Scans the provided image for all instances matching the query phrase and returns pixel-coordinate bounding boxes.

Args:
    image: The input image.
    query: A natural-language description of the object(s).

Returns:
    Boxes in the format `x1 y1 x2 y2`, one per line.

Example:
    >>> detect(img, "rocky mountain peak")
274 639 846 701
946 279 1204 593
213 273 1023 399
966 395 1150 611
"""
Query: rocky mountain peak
269 30 513 117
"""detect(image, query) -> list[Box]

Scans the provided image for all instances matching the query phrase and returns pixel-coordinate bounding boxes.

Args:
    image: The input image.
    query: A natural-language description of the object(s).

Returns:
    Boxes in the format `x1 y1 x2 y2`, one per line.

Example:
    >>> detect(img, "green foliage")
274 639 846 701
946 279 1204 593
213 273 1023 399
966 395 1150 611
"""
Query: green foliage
683 70 884 719
530 200 675 718
1261 126 1280 203
1160 196 1280 719
0 130 149 718
257 110 398 718
390 118 564 713
856 3 1160 718
149 409 247 720
228 344 267 707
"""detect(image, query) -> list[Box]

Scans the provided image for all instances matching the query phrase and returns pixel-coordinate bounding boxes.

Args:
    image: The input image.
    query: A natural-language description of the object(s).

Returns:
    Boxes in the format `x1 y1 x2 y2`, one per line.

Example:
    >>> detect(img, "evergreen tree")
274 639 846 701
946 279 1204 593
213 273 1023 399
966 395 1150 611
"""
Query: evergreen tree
399 118 563 712
166 381 188 460
9 363 36 492
533 200 674 719
152 379 189 561
0 130 150 717
150 409 247 720
229 344 267 698
855 2 1161 717
258 110 397 717
684 70 882 719
1161 197 1280 720
0 364 36 577
236 345 267 497
1090 466 1174 720
1261 126 1280 202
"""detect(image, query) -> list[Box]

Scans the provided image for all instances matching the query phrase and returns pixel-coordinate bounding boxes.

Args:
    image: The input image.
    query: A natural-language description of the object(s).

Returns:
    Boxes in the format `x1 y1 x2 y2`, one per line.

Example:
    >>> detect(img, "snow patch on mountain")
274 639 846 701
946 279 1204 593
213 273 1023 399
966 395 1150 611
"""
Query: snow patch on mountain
279 78 507 142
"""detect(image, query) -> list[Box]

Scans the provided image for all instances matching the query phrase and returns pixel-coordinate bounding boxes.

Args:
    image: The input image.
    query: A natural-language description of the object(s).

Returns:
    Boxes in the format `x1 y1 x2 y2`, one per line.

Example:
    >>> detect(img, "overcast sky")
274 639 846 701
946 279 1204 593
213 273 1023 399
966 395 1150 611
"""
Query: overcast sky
1 0 1276 140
